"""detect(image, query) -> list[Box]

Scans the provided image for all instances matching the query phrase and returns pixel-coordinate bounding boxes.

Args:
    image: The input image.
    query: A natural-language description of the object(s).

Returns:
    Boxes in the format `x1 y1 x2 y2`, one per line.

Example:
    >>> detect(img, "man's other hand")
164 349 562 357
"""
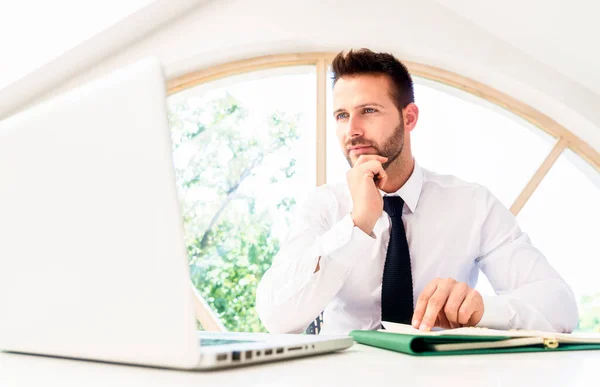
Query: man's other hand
411 277 484 331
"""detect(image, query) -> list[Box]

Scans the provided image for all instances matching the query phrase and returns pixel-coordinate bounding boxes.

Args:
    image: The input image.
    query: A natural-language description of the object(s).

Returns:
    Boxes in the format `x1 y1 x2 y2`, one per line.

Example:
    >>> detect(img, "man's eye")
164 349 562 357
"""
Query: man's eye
363 108 377 113
336 112 349 120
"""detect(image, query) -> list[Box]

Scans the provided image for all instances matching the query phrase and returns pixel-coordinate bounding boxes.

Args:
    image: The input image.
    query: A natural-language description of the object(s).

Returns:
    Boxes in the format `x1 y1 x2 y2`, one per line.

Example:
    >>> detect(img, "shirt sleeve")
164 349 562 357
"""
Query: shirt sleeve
255 186 378 333
474 187 579 333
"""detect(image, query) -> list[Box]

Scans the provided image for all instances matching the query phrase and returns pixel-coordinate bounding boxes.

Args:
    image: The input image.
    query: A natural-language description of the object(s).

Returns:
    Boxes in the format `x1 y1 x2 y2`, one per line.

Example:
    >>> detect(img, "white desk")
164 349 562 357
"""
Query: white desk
1 344 598 386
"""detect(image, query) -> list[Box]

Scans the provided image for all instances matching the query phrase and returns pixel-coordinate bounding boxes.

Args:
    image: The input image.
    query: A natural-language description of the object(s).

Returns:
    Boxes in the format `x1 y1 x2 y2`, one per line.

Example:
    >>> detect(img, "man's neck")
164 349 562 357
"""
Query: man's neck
380 155 415 194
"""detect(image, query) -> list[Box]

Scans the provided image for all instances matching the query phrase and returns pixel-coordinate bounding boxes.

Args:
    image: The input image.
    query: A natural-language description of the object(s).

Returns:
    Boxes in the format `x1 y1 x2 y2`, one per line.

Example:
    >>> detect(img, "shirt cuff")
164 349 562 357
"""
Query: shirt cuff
317 214 377 269
475 295 514 330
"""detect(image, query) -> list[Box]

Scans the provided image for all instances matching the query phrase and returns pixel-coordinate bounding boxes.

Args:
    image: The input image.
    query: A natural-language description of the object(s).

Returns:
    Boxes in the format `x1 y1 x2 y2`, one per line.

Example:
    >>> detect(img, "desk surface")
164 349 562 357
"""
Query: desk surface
2 344 598 386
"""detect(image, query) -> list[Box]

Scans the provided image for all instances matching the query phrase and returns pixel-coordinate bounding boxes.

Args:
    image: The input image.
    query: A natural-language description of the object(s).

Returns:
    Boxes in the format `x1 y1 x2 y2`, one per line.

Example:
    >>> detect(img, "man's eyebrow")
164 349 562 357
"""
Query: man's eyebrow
355 103 385 109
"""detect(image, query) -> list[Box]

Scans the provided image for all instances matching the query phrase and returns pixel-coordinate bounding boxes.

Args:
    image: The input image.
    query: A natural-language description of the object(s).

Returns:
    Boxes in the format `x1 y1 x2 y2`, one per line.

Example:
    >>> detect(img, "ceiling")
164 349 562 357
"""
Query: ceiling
435 0 600 95
1 0 599 154
0 0 156 91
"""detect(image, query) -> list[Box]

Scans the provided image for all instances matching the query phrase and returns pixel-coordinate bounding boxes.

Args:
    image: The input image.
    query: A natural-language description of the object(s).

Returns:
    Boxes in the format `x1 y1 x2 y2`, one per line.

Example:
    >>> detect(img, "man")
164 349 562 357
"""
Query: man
255 48 578 335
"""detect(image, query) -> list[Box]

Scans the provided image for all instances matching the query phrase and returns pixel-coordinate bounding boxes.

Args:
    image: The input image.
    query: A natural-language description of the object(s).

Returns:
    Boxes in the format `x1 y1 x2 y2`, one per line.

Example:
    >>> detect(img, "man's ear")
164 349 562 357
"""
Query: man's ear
403 103 419 132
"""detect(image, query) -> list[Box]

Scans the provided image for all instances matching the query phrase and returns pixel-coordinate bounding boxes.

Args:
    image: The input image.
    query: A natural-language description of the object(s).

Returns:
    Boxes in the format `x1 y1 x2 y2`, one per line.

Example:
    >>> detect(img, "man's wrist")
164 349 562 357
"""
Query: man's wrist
350 212 375 236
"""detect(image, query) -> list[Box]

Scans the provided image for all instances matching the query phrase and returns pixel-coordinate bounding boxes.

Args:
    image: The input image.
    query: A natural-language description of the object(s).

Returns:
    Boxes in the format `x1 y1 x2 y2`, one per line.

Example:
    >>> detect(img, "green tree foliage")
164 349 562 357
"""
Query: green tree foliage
168 93 300 332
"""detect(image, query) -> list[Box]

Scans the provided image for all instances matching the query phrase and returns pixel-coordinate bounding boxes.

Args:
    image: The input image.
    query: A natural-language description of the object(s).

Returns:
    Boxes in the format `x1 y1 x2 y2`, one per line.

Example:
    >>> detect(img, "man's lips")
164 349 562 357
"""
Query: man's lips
348 145 375 155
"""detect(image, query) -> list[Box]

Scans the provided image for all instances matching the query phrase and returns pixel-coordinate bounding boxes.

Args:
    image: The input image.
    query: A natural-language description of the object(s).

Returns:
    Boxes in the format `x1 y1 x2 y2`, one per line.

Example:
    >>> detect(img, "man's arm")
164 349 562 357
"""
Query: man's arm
255 187 377 333
475 188 579 332
256 155 388 333
410 187 578 333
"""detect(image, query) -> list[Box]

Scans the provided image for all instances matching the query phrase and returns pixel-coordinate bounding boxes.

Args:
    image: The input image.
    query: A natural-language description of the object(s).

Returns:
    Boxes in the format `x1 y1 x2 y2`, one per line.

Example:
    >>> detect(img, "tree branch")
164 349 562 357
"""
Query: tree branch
199 151 265 250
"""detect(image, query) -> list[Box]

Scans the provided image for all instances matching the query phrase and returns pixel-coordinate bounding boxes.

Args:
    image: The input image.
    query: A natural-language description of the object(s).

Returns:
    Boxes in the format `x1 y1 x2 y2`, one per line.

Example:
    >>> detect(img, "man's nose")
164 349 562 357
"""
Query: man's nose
346 116 363 138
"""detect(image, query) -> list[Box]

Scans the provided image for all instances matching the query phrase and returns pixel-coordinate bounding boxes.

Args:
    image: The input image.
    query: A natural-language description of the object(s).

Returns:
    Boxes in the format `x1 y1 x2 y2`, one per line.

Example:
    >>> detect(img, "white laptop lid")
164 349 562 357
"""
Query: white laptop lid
0 58 201 369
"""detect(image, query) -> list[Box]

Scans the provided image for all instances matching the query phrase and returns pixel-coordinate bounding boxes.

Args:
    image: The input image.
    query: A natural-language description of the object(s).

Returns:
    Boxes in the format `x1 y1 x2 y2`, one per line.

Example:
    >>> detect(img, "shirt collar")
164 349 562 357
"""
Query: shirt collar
380 160 423 213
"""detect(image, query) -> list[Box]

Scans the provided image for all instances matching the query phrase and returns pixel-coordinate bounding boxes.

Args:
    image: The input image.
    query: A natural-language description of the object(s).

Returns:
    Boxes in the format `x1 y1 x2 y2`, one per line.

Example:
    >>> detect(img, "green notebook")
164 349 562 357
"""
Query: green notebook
349 322 600 356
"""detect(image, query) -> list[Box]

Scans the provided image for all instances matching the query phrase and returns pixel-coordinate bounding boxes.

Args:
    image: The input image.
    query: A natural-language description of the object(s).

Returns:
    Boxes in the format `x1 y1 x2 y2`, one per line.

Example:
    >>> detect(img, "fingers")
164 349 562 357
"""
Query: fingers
351 155 389 188
443 282 469 328
358 160 388 183
419 279 453 331
435 311 452 329
458 289 484 326
374 168 388 189
413 279 483 331
354 154 388 166
411 279 439 329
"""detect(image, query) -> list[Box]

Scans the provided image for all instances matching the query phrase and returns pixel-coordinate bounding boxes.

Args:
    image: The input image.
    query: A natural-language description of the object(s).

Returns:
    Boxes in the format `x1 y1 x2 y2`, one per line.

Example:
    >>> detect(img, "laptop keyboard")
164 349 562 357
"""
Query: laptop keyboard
199 338 255 346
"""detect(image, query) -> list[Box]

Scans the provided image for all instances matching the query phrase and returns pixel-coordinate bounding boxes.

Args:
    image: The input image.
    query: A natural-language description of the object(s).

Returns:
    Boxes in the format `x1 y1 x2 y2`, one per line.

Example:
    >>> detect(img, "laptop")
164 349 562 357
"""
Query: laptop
0 57 353 370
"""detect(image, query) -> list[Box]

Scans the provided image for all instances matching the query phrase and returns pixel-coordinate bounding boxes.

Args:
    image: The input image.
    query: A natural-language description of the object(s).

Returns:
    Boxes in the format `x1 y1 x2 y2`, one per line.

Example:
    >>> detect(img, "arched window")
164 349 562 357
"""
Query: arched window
168 54 600 332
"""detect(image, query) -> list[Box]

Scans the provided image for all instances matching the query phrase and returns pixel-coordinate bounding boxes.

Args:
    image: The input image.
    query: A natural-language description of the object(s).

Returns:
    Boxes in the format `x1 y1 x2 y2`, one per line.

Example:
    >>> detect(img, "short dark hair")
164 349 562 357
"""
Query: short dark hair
331 48 415 111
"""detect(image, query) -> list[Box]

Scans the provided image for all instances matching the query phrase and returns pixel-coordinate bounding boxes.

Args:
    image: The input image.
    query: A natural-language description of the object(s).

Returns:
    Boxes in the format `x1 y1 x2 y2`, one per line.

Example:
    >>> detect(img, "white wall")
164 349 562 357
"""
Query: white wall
9 0 600 153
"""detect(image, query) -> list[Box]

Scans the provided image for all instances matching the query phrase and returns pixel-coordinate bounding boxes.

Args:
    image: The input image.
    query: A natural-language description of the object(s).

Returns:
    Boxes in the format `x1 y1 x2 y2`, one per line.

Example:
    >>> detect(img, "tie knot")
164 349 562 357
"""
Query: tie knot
383 196 405 217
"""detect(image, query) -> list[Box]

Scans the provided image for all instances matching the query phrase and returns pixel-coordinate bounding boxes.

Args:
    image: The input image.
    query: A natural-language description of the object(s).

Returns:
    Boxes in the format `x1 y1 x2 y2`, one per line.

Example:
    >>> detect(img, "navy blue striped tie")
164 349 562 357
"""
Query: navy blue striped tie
381 196 414 324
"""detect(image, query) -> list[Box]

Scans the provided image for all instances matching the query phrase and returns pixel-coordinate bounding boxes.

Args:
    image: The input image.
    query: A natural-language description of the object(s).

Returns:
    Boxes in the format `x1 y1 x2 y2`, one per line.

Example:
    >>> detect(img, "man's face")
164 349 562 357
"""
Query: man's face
332 74 404 169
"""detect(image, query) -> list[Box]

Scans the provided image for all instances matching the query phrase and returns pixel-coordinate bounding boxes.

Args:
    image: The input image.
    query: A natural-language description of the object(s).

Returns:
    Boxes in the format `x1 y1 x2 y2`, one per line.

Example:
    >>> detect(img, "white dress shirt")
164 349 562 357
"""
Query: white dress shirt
255 162 578 335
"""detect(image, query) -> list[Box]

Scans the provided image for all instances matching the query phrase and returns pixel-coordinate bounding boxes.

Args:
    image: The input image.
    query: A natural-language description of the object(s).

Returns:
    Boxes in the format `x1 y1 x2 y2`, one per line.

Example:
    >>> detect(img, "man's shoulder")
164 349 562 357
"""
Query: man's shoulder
299 179 349 207
293 180 352 224
419 167 505 219
420 167 491 197
307 178 348 195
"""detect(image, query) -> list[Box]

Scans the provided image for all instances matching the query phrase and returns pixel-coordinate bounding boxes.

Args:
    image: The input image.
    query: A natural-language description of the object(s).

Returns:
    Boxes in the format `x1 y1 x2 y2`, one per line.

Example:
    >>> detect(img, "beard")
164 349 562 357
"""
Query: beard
344 118 404 170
